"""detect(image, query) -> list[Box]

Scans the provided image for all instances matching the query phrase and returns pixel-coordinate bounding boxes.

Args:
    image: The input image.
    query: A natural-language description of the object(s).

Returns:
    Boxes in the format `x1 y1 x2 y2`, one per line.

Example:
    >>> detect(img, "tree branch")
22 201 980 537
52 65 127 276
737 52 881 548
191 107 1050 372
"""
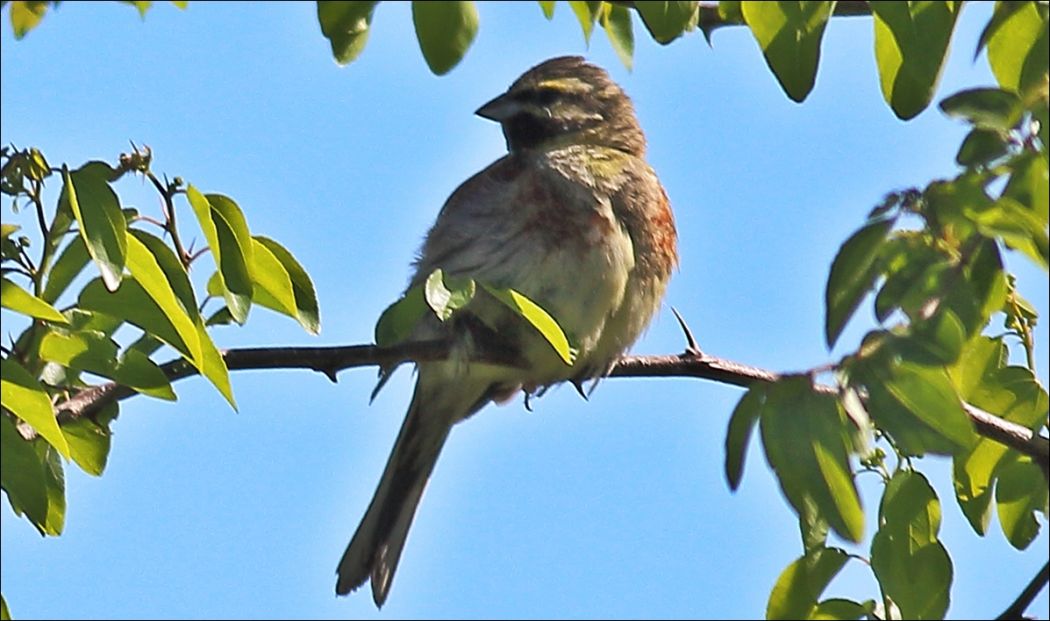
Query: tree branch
995 560 1049 620
48 341 1050 473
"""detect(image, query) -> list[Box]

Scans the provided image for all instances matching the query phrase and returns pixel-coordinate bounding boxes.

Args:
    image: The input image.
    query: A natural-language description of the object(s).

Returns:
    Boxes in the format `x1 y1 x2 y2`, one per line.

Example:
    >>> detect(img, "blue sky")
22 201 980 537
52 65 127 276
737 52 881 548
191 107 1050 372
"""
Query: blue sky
1 2 1047 619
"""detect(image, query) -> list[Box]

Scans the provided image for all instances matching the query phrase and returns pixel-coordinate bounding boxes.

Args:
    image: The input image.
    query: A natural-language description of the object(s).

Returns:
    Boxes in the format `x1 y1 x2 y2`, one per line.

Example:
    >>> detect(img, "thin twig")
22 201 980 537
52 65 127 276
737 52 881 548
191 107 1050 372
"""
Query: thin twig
146 171 189 267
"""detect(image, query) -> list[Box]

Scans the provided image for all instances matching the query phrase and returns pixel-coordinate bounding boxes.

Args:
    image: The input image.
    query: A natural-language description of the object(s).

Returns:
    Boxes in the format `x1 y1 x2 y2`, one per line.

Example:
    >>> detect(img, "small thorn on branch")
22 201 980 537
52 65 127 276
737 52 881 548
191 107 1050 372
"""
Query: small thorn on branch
671 306 702 358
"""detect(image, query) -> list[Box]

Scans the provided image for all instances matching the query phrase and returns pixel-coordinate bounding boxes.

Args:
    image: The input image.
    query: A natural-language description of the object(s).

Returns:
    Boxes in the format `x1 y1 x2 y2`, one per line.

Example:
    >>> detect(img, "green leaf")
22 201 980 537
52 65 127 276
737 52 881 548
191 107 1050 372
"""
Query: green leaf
317 1 379 65
880 470 941 545
740 1 834 103
810 598 872 620
424 268 476 321
871 1 960 120
760 377 864 543
1003 153 1049 224
60 403 117 477
41 235 90 304
0 357 69 458
2 591 10 620
130 230 233 407
123 0 152 18
411 0 479 75
634 1 698 44
983 1 1049 94
871 481 952 620
38 330 175 400
0 276 68 323
124 232 202 351
62 165 127 292
953 437 1003 535
481 283 575 365
568 1 602 43
185 186 254 324
538 0 555 19
995 457 1046 549
825 218 894 348
1 413 47 530
254 236 320 334
9 0 47 39
600 2 634 70
35 441 65 536
247 237 297 318
939 87 1024 131
375 283 428 347
0 224 19 239
955 127 1009 167
766 547 849 620
971 197 1049 269
881 362 977 452
724 383 764 490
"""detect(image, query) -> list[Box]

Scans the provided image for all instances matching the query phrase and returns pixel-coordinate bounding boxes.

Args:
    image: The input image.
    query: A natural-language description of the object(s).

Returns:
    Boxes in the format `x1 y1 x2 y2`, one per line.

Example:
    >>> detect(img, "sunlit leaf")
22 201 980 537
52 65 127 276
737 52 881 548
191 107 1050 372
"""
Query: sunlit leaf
568 1 602 44
9 0 47 39
995 457 1046 549
0 357 69 458
317 1 379 65
186 186 254 324
601 2 634 70
411 0 479 75
825 217 894 348
871 1 960 119
62 165 127 292
871 473 952 620
254 236 320 334
741 1 834 102
482 283 575 365
635 1 698 43
725 383 765 490
0 276 68 323
767 547 849 620
982 1 1049 94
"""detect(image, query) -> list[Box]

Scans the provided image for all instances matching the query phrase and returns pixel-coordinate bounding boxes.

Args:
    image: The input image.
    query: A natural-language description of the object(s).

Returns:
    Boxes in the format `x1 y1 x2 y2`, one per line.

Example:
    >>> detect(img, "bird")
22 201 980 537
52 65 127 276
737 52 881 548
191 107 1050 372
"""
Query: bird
335 55 678 607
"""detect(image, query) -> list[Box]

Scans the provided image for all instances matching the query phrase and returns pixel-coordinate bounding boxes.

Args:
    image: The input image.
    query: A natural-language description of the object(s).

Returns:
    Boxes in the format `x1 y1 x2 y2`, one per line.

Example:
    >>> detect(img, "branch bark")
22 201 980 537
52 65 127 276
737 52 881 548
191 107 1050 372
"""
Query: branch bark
49 341 1050 473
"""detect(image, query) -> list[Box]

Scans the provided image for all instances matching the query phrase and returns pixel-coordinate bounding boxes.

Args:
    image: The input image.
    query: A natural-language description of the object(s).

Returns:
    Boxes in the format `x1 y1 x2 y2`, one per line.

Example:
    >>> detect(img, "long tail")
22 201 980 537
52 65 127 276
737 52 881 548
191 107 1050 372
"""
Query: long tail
336 366 488 607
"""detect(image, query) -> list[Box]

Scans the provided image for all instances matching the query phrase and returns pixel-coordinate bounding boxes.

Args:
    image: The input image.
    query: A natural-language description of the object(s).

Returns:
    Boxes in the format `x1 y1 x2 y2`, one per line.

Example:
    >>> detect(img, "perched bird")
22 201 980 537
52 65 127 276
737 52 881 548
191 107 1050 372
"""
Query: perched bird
336 55 678 606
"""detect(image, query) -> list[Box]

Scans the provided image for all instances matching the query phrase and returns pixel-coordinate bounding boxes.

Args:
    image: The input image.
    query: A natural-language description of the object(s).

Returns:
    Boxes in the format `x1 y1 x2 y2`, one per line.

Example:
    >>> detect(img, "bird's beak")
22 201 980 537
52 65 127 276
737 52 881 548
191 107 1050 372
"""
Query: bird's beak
475 93 521 122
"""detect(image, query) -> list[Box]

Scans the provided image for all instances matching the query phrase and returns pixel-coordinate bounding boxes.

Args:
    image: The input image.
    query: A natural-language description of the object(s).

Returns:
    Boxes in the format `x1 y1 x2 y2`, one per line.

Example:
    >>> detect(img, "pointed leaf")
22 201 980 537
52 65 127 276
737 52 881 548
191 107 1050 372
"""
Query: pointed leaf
0 277 68 323
825 218 894 348
871 1 960 119
0 357 69 458
41 236 90 304
411 0 479 75
568 1 601 43
375 284 428 347
983 1 1049 94
317 1 379 65
635 1 698 44
62 165 127 291
9 0 48 39
741 1 834 102
767 547 849 620
725 383 765 490
186 186 253 324
538 0 555 19
601 2 634 70
254 236 320 334
482 283 575 365
995 457 1046 550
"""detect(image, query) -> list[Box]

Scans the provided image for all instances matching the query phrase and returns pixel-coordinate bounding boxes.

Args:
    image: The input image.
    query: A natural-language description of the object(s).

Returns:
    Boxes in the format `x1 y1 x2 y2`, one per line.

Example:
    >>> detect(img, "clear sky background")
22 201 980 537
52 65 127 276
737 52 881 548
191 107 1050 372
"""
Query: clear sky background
1 2 1047 619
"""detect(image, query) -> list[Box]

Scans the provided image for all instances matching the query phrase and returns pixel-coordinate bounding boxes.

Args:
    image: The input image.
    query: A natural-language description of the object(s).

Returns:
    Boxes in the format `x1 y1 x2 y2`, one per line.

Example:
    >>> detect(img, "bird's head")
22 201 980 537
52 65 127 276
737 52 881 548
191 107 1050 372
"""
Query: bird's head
476 56 646 157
